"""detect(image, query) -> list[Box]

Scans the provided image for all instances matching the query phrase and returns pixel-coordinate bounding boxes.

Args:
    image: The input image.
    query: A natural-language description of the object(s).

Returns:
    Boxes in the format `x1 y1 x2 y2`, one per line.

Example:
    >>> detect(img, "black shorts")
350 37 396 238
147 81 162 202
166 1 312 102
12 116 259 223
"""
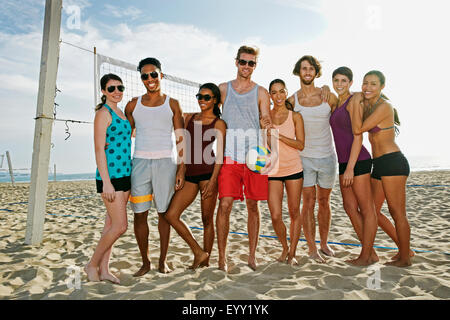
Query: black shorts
96 176 131 193
269 171 304 182
339 159 372 176
185 172 213 185
371 152 410 180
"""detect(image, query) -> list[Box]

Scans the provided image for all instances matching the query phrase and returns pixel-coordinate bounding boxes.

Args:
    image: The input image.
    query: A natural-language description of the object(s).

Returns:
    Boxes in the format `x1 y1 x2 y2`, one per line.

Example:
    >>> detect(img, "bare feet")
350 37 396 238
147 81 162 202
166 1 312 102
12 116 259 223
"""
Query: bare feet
277 248 289 263
159 261 173 274
346 256 378 266
100 272 120 284
309 251 326 263
189 251 209 270
133 263 151 277
84 264 100 282
320 244 335 257
385 258 412 267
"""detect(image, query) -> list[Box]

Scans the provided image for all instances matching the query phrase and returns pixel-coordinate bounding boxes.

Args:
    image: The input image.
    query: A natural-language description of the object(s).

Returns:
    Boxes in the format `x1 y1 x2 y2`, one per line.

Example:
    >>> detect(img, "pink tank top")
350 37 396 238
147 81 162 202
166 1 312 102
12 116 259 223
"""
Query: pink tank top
269 111 303 177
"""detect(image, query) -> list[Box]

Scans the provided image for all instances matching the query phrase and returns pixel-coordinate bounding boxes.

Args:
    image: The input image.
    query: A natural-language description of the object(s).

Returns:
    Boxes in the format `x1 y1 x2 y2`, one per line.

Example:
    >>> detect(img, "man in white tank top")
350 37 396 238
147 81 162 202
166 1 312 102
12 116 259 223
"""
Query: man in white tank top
287 55 339 263
125 58 185 277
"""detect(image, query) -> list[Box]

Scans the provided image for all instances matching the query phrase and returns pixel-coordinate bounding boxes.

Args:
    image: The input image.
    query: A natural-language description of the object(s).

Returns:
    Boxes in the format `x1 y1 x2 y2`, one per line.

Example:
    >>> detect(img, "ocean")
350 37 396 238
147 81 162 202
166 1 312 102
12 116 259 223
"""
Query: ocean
1 155 449 184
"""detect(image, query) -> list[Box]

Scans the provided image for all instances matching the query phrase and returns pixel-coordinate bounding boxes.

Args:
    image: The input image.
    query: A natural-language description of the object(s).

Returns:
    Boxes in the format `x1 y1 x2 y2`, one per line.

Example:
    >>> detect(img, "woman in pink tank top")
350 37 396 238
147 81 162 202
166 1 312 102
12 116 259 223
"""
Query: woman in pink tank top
267 79 305 265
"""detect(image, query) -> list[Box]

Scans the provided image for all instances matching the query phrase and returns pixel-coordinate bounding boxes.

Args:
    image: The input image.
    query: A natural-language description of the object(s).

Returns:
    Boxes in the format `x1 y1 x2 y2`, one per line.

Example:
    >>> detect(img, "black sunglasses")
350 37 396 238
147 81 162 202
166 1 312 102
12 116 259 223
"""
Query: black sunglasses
237 59 256 67
107 85 125 93
141 71 159 80
196 93 214 101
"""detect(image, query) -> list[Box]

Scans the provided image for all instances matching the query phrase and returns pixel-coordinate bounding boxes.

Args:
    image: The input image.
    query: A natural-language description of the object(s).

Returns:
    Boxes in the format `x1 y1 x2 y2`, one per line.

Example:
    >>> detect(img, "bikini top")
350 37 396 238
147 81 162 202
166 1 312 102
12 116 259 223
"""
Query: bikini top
369 125 395 134
365 96 395 134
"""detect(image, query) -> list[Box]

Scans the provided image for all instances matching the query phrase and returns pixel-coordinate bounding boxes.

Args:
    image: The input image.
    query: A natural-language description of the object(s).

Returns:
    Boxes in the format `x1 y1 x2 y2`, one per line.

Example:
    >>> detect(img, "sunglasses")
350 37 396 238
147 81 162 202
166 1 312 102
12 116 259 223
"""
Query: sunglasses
237 59 256 67
196 94 214 101
140 71 159 80
107 85 125 93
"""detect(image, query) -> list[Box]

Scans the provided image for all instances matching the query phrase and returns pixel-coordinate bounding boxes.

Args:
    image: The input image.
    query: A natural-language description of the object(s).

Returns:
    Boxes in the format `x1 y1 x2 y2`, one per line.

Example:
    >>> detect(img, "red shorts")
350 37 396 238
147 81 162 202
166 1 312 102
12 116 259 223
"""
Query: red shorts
218 157 268 201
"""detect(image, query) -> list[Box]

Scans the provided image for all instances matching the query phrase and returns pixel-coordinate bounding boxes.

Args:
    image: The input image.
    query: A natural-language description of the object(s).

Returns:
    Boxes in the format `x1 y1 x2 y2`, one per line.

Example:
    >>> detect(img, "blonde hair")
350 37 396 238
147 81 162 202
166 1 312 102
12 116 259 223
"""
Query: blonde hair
235 45 260 60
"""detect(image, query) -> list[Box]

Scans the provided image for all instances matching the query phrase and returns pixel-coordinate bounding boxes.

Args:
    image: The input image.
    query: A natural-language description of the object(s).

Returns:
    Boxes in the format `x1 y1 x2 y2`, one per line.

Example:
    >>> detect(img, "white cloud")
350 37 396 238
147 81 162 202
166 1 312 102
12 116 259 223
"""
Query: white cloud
103 4 143 20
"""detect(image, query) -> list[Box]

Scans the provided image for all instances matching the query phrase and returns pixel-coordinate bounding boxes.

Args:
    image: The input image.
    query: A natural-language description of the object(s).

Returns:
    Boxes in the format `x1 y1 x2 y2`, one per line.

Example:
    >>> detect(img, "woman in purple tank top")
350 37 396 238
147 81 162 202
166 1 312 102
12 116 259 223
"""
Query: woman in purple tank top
329 67 378 266
164 83 227 270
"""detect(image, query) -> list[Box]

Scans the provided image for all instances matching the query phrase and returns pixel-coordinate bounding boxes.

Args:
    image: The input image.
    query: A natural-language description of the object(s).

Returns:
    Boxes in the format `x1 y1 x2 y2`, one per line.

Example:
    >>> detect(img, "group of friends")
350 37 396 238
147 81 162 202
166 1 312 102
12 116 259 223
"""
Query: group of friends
84 45 413 284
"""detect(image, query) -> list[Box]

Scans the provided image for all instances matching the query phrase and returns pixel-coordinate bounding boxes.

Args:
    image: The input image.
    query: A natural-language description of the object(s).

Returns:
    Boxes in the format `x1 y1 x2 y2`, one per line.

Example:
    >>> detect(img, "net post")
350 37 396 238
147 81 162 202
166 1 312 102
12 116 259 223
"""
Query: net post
6 151 15 186
26 0 62 246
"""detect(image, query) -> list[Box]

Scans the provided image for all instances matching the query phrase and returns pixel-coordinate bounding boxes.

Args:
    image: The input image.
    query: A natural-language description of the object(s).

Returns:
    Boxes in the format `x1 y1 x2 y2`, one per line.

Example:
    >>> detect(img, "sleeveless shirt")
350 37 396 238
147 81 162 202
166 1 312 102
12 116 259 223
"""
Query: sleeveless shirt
329 95 371 164
222 81 262 163
132 95 174 159
96 104 132 180
185 114 219 176
293 93 335 158
268 111 303 177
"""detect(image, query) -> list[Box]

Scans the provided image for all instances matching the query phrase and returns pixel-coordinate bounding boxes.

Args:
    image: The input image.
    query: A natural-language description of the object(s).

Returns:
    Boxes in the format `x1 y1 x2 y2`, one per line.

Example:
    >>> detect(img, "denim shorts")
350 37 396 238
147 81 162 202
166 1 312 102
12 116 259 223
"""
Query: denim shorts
301 155 337 189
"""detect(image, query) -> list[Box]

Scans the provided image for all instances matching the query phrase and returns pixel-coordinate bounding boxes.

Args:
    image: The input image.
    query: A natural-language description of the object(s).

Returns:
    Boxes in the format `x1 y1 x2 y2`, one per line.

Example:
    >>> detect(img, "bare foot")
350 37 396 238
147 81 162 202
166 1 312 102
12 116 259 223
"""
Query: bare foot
320 245 335 257
84 264 100 282
287 256 299 266
248 260 257 271
199 259 210 268
133 263 151 277
159 261 173 274
100 272 120 284
277 248 289 262
391 250 415 260
346 256 378 267
309 251 326 263
385 258 412 267
189 251 209 270
218 261 228 272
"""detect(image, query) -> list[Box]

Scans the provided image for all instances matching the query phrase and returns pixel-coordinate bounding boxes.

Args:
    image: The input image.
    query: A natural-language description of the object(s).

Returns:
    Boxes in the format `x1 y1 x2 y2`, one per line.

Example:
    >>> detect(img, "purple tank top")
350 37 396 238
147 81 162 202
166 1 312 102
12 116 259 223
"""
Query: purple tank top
329 95 371 164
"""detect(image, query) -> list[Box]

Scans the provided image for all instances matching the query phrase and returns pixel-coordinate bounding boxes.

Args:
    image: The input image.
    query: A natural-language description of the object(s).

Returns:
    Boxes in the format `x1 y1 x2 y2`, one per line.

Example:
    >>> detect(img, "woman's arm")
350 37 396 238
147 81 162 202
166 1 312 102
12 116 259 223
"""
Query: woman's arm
344 97 364 187
94 109 115 202
201 119 227 200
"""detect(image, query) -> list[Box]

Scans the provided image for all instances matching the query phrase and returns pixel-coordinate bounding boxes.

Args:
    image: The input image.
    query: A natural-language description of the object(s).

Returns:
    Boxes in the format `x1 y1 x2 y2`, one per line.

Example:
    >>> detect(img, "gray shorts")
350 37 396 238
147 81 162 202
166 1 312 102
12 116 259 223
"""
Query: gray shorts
130 157 177 213
301 155 337 189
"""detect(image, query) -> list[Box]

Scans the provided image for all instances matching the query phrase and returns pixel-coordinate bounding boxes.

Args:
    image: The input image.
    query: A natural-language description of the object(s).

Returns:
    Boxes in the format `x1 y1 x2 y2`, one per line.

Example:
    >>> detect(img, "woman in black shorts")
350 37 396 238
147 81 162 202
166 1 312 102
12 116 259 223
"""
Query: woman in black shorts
164 83 226 269
353 70 412 267
85 74 132 283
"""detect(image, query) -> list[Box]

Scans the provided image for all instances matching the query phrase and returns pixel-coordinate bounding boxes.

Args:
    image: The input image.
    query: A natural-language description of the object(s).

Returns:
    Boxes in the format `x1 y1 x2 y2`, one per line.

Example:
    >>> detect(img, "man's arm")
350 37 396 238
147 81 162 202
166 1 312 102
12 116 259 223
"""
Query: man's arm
169 98 186 191
258 86 272 129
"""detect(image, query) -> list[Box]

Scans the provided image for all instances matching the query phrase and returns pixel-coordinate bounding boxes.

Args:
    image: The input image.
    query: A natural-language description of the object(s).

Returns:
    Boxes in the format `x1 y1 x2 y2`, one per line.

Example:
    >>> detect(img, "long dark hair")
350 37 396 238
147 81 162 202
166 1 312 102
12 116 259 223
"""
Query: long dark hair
96 73 123 111
269 79 293 111
199 83 221 118
364 70 400 134
364 71 399 123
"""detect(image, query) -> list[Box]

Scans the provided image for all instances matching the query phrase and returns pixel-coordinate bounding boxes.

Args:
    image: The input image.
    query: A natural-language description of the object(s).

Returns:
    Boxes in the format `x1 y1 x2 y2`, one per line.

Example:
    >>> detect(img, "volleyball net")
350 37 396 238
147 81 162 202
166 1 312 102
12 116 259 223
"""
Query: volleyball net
94 52 201 112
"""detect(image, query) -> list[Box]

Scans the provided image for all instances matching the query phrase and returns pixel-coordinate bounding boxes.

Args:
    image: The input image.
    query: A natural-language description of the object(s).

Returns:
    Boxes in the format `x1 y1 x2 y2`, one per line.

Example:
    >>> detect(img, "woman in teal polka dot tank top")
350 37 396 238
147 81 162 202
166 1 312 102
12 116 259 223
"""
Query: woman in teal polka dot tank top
85 73 131 284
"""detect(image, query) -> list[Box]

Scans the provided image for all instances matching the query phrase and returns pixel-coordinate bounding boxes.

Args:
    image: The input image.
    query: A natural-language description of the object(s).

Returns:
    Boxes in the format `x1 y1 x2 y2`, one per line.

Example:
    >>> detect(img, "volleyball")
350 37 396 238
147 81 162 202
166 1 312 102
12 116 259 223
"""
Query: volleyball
246 145 270 173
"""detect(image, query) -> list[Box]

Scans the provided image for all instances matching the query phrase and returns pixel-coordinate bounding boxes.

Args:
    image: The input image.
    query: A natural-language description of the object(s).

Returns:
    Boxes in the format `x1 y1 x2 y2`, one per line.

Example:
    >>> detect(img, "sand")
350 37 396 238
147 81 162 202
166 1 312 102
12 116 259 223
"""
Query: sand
0 171 449 300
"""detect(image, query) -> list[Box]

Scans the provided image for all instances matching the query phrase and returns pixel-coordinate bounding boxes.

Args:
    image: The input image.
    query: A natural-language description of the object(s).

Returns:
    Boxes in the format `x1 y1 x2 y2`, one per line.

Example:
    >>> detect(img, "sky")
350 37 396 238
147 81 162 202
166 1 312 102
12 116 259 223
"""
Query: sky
1 0 450 174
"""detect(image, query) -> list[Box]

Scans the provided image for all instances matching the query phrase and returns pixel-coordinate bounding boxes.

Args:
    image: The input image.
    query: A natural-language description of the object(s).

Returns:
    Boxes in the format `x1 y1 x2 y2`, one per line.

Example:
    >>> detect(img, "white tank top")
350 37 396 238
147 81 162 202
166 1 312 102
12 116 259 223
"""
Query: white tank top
294 92 335 158
132 95 174 159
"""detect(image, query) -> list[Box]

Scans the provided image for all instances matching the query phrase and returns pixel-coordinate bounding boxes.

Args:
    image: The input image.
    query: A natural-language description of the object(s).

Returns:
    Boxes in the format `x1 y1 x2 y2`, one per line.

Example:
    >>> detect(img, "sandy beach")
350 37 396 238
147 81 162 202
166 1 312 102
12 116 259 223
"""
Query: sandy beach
0 170 449 300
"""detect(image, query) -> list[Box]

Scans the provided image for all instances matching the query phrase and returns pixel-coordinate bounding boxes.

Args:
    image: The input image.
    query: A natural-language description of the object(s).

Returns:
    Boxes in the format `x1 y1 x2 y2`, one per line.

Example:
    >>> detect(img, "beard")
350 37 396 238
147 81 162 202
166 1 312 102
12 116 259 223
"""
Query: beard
301 78 314 86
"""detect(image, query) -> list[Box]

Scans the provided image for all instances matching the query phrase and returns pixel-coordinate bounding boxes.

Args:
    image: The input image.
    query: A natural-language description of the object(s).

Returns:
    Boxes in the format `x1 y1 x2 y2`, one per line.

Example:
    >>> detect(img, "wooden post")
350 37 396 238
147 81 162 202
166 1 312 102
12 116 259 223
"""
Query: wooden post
93 46 99 106
54 164 57 182
0 154 4 168
26 0 62 245
6 151 15 186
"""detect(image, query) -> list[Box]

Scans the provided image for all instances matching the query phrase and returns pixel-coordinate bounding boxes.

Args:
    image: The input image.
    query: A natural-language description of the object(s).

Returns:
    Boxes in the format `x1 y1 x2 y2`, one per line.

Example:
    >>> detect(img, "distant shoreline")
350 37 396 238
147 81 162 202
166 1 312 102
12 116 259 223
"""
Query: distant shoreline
2 169 450 184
